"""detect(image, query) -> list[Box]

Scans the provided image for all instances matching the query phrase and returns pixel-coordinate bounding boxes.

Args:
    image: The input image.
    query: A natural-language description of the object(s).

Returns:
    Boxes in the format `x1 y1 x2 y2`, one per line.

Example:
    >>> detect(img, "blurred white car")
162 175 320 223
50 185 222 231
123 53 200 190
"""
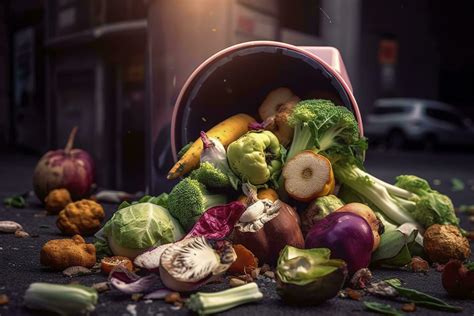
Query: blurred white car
364 98 474 149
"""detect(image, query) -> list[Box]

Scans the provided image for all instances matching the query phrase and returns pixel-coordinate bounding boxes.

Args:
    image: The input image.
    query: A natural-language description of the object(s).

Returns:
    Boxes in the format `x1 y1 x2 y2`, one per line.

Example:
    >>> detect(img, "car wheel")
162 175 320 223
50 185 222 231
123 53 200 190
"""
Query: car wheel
423 134 438 151
386 130 406 150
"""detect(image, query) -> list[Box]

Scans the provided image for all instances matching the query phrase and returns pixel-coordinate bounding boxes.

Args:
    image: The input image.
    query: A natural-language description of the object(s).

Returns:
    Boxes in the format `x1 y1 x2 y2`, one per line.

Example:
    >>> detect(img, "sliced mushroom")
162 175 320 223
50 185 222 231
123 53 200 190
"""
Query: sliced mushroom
159 237 236 292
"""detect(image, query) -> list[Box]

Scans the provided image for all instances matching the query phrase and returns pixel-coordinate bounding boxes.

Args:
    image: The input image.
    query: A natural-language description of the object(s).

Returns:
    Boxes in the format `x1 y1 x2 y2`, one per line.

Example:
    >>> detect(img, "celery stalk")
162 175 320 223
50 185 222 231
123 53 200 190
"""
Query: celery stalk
186 282 263 315
24 282 98 316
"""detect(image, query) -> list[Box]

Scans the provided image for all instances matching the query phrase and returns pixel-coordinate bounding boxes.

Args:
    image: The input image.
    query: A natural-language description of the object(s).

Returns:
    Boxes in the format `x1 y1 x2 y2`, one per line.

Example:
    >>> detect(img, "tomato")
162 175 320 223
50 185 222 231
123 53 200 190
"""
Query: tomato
101 256 133 274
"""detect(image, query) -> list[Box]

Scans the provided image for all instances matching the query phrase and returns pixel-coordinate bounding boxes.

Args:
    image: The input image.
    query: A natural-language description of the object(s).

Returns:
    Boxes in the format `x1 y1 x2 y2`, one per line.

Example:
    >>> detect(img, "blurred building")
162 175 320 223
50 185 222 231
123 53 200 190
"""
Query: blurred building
0 0 472 193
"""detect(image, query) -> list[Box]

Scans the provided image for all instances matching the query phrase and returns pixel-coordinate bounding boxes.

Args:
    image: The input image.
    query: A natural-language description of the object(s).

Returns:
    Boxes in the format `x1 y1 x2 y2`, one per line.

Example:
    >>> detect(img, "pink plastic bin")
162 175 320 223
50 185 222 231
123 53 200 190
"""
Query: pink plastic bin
171 41 363 160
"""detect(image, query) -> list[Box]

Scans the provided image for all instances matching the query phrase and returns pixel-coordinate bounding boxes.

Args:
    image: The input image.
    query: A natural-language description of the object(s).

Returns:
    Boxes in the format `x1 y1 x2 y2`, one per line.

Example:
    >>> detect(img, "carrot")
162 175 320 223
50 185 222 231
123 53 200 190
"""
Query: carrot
228 244 259 274
167 113 255 180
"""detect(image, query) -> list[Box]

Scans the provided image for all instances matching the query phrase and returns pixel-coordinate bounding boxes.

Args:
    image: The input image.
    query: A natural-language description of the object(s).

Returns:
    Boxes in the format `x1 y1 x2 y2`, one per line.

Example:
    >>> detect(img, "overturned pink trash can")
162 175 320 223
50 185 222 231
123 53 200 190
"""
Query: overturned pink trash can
149 41 363 193
171 41 363 160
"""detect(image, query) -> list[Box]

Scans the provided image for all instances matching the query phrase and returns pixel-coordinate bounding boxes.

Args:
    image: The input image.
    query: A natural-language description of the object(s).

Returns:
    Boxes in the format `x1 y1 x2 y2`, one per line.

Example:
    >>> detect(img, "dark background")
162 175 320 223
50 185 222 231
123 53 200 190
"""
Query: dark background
1 1 474 315
0 0 473 194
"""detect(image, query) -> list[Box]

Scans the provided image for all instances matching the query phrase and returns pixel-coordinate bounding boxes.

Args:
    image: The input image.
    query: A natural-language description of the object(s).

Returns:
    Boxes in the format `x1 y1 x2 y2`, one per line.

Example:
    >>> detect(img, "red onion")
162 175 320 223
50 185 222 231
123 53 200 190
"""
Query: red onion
33 127 95 201
305 212 373 274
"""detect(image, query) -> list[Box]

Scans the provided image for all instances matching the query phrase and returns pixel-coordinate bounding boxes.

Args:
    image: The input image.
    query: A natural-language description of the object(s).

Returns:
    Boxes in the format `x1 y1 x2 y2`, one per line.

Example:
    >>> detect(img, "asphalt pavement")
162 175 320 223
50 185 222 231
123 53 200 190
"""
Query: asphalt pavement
1 149 474 315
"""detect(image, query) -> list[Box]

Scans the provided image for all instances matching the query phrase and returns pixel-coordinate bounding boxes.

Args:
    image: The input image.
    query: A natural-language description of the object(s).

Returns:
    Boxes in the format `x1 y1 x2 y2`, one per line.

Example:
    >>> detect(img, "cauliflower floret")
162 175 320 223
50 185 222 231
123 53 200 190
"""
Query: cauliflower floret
57 200 105 236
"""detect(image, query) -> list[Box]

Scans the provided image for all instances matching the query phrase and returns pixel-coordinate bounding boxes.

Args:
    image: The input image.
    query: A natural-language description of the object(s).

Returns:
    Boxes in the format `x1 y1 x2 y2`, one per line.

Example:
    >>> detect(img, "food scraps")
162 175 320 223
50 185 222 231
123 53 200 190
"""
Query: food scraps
100 256 133 274
0 220 22 233
349 268 373 289
423 224 470 263
0 294 8 305
341 288 363 300
276 246 347 305
159 237 236 292
363 301 402 316
24 282 98 315
300 195 344 236
44 188 72 215
32 126 95 201
401 302 416 312
40 235 96 270
3 195 26 208
167 113 255 180
442 259 474 298
408 256 429 273
186 282 263 315
62 266 92 277
385 279 462 312
228 244 258 274
229 278 247 287
282 151 335 202
305 212 373 274
57 199 105 236
92 282 110 293
14 229 29 238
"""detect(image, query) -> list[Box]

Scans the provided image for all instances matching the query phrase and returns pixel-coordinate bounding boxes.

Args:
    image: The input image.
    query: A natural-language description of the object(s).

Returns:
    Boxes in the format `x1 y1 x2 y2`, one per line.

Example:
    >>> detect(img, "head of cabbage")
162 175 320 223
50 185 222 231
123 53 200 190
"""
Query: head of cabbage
94 200 184 259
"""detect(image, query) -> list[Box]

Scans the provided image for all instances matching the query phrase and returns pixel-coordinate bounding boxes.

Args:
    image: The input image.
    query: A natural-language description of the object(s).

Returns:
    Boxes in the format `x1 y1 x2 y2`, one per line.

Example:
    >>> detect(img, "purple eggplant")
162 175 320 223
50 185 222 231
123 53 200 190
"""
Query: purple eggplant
305 212 374 274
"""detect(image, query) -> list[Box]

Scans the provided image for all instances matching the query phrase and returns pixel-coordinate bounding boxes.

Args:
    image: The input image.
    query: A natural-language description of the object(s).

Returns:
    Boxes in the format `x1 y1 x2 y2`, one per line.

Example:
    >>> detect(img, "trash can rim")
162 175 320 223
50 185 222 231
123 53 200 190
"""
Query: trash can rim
171 40 363 160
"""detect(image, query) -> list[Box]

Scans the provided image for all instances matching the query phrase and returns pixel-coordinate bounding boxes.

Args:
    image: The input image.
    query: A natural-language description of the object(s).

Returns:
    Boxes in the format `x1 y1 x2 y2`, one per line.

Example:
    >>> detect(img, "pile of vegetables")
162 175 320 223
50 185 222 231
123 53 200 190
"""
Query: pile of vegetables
24 87 471 315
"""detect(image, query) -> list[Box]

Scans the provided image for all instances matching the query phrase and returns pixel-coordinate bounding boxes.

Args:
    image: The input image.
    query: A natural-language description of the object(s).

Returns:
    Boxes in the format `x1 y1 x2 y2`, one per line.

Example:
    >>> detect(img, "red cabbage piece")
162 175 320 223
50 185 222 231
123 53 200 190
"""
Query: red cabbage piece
108 265 159 294
185 201 246 239
134 201 246 271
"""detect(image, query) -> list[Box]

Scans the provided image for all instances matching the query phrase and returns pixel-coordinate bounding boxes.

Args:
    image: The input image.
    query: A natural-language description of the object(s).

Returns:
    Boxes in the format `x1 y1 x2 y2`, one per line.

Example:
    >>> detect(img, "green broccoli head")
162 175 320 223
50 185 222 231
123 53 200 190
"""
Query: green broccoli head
395 175 433 196
168 178 227 230
395 175 459 228
411 192 459 227
286 99 365 165
189 162 231 189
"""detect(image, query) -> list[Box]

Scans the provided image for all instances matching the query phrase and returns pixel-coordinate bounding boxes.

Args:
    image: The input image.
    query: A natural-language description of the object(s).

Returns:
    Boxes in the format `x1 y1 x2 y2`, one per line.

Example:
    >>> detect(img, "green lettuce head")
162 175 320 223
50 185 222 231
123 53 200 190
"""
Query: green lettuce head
95 201 184 259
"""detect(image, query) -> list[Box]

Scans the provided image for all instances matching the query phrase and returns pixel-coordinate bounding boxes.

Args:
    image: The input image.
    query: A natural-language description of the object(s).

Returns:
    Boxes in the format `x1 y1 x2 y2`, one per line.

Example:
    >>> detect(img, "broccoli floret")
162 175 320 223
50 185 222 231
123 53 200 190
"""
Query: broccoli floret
189 162 231 189
394 175 458 227
167 178 227 230
286 99 365 163
394 175 432 196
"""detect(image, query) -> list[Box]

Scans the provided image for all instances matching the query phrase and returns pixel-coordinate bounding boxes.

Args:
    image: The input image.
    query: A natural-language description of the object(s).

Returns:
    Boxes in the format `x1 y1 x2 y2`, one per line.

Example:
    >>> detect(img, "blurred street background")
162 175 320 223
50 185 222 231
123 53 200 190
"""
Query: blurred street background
0 0 473 195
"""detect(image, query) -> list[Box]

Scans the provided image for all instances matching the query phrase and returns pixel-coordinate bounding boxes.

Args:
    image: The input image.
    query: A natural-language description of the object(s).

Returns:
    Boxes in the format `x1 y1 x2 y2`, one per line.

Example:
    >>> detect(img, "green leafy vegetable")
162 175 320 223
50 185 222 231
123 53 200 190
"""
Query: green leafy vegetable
24 283 98 316
3 195 26 208
458 204 474 213
285 99 366 164
168 178 226 230
186 282 263 315
371 223 419 268
95 201 184 258
363 301 403 316
450 178 465 192
385 279 462 312
118 193 169 210
335 171 459 230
